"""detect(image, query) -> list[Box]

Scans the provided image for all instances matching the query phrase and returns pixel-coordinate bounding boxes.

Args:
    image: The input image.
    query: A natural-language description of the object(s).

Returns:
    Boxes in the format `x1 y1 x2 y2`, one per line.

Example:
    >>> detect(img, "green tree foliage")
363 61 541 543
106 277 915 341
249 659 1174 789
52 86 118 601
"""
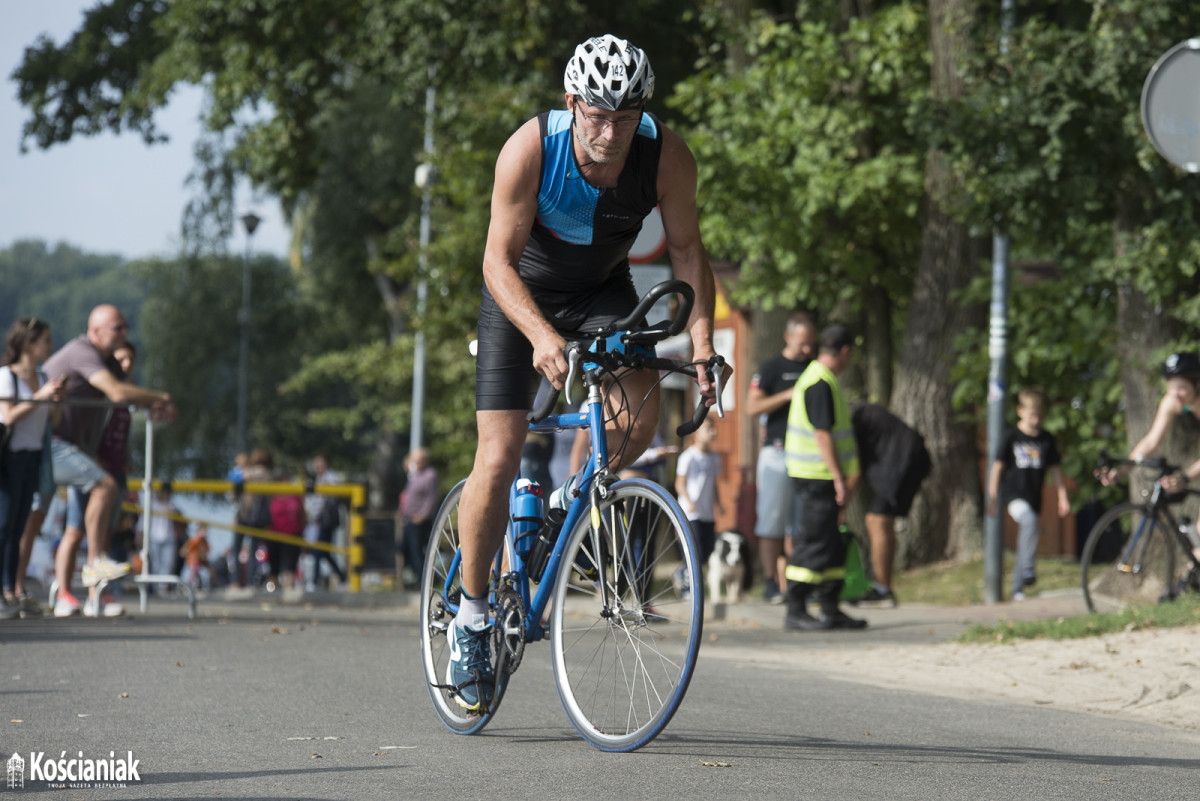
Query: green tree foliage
673 4 927 314
11 2 706 499
133 253 315 477
0 241 143 351
941 0 1200 505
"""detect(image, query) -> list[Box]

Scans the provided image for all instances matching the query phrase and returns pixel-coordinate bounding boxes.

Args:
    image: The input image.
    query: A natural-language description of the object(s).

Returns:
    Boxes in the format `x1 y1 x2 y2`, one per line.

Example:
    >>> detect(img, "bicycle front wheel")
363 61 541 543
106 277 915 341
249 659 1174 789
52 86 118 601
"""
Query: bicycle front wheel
1081 502 1179 613
549 478 703 752
418 479 508 734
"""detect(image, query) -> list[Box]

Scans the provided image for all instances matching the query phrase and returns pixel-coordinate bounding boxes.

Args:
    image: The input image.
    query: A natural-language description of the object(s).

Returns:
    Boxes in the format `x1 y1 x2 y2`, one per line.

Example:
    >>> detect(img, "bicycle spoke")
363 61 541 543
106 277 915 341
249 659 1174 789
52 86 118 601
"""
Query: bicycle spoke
551 479 701 751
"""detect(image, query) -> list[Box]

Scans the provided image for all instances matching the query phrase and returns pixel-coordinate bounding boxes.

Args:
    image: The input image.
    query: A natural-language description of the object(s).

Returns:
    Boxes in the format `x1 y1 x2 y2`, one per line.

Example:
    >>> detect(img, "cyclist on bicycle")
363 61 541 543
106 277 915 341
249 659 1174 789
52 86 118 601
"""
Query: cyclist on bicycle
448 35 723 711
1100 352 1200 488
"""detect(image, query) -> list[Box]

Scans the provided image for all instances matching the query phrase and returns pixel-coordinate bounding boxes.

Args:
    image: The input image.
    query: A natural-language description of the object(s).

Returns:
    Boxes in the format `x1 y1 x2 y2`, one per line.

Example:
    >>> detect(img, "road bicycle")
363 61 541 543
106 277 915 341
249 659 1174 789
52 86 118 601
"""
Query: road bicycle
418 279 725 752
1080 452 1200 613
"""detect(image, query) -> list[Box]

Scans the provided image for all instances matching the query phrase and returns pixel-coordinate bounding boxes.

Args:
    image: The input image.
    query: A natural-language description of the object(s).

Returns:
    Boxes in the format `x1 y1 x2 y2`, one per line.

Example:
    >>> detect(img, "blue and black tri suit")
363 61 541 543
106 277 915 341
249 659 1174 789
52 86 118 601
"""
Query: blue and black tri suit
476 109 664 411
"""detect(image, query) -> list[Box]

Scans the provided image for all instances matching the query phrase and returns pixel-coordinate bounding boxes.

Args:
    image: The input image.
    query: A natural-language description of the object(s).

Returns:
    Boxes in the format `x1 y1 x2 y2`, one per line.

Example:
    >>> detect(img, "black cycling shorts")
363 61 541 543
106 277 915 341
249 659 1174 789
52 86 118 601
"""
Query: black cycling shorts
475 273 640 411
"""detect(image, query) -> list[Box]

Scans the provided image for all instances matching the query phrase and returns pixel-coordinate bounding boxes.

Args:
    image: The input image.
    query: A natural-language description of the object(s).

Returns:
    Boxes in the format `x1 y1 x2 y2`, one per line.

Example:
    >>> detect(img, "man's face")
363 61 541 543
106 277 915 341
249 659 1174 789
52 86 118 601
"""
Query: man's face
785 324 817 361
92 310 129 355
569 97 642 165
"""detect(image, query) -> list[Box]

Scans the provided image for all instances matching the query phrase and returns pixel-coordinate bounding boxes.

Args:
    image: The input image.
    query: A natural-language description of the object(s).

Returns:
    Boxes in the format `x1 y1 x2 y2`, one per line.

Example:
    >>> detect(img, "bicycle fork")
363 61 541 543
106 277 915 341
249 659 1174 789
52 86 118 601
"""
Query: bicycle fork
1117 513 1155 575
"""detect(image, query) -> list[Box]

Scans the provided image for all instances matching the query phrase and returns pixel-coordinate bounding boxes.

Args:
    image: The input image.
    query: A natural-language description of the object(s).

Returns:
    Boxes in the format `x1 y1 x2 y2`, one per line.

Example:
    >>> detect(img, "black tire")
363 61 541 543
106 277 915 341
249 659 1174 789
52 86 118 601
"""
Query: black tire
549 478 702 752
1080 502 1180 613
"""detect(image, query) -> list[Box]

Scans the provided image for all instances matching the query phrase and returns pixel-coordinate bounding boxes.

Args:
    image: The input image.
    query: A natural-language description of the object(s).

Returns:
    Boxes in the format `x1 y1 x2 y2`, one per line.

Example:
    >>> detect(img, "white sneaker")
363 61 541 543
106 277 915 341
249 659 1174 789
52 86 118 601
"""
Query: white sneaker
101 597 125 617
83 594 126 618
54 593 82 617
82 556 132 587
1011 591 1027 602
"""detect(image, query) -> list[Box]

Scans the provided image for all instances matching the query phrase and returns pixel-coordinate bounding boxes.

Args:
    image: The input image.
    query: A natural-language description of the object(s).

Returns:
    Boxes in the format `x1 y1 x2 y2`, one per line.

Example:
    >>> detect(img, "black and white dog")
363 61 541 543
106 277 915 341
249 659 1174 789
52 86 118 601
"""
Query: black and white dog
707 530 752 603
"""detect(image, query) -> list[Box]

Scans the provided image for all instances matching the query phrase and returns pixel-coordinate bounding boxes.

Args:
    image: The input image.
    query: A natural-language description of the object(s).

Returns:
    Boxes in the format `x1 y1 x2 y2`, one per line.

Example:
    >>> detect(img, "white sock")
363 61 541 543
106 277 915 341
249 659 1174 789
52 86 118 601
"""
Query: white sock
457 595 489 631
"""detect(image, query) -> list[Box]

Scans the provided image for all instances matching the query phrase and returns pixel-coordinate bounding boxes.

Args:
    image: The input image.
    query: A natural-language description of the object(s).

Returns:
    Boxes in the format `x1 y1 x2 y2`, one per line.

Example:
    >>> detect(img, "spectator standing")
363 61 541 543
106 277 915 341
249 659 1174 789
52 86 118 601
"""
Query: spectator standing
268 468 306 591
782 325 866 631
305 453 346 591
745 312 817 604
138 482 184 594
44 304 175 617
986 387 1070 601
848 402 932 607
674 418 723 567
234 448 273 587
0 318 64 618
397 448 439 588
66 342 138 571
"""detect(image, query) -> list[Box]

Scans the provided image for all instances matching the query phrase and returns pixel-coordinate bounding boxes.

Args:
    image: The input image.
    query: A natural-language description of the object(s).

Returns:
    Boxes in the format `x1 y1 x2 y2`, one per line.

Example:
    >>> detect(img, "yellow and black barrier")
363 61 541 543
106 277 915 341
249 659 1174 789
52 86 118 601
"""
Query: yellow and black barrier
128 478 367 592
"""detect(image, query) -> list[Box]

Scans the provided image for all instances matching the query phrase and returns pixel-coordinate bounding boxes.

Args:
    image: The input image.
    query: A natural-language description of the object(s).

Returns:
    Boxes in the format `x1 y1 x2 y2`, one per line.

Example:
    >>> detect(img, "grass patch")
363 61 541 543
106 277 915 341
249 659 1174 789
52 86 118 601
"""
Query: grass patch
957 592 1200 644
892 556 1079 606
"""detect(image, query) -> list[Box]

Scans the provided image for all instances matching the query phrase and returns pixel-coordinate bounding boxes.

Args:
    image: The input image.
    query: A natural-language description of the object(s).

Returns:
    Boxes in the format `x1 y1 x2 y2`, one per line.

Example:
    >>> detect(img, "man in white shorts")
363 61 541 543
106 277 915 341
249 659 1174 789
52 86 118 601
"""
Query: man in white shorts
746 312 817 603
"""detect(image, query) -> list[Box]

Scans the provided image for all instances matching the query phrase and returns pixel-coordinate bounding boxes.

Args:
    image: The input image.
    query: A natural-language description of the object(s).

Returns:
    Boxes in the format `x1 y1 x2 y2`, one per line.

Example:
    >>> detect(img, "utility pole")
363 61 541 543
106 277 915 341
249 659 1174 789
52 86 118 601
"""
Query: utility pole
984 0 1015 605
411 72 435 453
237 211 261 456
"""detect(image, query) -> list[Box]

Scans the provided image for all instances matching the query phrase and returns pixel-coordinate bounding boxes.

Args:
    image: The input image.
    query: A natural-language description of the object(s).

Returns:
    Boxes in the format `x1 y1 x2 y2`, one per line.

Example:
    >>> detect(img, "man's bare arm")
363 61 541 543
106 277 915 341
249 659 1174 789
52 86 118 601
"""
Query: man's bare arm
481 118 569 388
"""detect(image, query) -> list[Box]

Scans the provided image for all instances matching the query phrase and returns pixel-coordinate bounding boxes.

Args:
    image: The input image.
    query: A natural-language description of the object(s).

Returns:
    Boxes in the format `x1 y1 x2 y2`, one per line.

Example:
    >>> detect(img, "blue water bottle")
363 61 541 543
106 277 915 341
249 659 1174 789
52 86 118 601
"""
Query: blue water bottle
512 478 544 560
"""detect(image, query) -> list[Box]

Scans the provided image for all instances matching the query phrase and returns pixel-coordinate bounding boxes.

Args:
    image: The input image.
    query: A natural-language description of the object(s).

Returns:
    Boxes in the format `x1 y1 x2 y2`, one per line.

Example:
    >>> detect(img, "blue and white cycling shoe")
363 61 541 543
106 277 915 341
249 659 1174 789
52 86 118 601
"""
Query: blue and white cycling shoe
446 617 495 712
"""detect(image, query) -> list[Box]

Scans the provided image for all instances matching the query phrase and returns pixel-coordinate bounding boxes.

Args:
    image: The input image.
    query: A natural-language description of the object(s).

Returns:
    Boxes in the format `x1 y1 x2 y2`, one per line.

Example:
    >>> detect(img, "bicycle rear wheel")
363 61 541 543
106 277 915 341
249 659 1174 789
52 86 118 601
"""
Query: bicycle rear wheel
549 478 702 752
419 479 509 733
1080 502 1179 613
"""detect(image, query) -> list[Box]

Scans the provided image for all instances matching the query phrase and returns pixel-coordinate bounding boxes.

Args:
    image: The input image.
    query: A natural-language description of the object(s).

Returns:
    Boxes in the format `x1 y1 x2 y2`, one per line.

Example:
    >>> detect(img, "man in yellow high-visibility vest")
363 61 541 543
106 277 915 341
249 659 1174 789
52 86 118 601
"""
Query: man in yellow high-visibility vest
782 325 866 631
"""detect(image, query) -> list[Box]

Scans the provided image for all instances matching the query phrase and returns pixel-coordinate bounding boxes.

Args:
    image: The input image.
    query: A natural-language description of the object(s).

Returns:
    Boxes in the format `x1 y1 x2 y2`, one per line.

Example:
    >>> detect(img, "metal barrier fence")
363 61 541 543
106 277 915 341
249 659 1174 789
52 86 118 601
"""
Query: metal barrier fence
4 395 367 617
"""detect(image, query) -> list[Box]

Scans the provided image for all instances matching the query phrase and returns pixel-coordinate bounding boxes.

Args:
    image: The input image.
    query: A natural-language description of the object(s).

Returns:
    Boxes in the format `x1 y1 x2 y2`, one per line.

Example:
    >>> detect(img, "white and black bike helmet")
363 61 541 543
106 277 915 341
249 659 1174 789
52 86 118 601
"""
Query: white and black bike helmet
564 35 655 111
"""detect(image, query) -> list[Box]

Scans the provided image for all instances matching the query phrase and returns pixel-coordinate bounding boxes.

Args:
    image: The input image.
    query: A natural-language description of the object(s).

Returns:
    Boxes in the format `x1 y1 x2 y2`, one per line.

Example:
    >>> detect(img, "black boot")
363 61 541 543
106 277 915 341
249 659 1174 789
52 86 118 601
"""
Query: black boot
784 583 830 631
814 581 867 630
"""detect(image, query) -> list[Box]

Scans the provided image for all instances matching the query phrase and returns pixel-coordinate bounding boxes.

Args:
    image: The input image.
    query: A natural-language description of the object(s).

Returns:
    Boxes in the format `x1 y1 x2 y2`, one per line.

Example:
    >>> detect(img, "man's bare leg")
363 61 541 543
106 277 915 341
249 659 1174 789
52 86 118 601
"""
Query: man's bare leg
597 369 659 474
458 410 528 599
865 512 896 588
83 476 119 604
758 536 783 593
16 508 47 598
55 526 84 603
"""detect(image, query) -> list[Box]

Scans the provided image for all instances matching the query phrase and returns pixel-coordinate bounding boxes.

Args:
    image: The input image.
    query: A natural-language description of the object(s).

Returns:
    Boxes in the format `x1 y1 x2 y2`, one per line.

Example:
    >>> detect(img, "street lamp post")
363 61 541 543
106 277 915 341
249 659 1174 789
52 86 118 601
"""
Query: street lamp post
237 211 261 456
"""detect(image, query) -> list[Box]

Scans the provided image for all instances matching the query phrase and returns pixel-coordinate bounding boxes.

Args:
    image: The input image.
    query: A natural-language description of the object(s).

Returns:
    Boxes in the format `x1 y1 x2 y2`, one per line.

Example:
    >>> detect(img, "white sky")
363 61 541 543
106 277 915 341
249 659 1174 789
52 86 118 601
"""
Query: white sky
0 0 291 260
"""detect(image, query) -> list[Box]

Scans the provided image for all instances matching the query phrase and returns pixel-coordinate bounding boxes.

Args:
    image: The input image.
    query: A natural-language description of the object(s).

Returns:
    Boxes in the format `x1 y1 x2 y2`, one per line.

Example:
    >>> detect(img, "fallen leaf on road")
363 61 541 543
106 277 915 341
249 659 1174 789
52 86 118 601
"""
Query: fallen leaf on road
310 753 322 759
270 625 289 635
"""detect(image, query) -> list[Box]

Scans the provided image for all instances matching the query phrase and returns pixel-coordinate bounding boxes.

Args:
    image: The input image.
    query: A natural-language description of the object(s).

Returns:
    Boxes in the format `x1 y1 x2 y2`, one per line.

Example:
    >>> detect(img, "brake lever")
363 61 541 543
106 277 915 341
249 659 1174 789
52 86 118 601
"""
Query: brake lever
564 345 582 406
710 355 726 419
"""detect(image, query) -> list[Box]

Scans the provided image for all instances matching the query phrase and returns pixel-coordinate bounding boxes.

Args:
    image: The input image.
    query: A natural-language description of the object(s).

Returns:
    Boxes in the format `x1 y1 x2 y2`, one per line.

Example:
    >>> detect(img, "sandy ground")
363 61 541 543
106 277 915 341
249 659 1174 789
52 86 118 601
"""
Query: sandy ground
747 623 1200 732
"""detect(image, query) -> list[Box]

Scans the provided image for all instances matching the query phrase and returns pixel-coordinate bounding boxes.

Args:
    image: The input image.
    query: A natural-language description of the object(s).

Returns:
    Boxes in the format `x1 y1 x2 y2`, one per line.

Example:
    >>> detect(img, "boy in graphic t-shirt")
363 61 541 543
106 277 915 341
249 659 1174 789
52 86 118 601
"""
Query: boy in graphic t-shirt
986 387 1071 601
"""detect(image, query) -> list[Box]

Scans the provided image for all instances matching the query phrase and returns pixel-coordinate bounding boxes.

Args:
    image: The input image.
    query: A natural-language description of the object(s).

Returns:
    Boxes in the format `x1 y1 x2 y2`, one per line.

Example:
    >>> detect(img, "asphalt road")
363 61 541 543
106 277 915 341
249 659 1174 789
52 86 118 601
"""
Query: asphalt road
2 598 1196 800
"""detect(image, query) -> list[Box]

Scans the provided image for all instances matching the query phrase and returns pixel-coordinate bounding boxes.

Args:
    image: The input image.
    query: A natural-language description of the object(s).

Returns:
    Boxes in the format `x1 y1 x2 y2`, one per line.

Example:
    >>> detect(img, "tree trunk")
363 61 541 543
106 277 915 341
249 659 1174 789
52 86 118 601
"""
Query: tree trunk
890 0 983 567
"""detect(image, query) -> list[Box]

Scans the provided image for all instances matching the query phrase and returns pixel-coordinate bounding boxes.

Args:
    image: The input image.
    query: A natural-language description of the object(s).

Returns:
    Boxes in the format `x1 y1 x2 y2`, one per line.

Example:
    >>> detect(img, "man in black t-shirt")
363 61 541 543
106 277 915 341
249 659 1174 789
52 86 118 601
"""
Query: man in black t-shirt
849 403 931 607
746 312 817 603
